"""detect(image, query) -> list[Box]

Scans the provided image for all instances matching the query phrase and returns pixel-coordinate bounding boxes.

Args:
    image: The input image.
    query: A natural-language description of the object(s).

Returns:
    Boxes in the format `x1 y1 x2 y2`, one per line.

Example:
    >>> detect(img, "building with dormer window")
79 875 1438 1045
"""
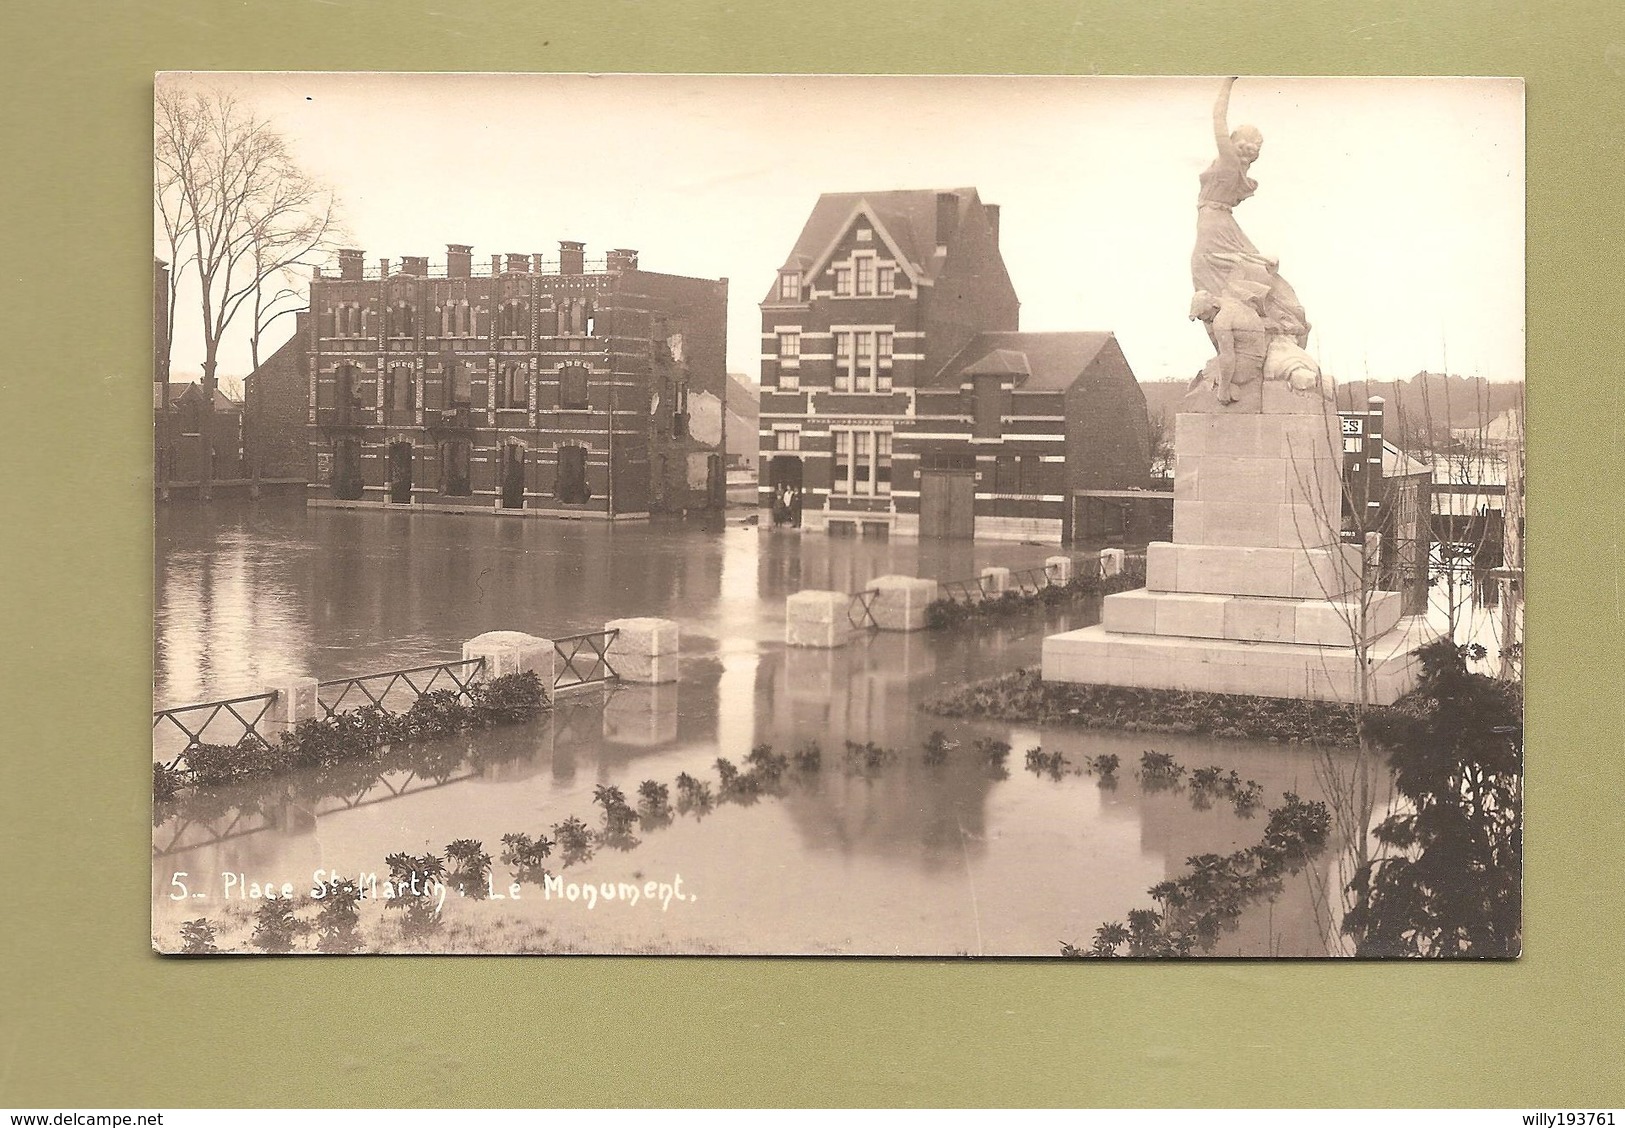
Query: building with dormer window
758 188 1152 543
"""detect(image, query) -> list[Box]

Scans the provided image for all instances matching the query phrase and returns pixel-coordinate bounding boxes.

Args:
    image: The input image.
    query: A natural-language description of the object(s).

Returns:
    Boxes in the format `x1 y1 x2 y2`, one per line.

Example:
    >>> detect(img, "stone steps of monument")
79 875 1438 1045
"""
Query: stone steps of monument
1040 616 1433 706
1102 587 1403 647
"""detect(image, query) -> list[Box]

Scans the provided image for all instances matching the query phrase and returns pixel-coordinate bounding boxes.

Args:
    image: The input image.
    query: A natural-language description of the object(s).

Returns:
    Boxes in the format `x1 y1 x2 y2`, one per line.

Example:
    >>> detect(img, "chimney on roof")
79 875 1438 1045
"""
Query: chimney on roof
490 254 503 275
984 203 1000 249
506 253 530 274
559 240 585 276
607 248 639 273
447 244 472 278
337 248 364 281
531 253 549 274
378 257 390 277
935 193 960 253
401 255 428 277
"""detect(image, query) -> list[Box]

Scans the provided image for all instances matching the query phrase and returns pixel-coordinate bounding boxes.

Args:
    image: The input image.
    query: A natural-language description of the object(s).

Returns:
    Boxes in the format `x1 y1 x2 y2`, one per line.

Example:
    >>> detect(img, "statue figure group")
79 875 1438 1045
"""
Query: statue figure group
1188 77 1326 406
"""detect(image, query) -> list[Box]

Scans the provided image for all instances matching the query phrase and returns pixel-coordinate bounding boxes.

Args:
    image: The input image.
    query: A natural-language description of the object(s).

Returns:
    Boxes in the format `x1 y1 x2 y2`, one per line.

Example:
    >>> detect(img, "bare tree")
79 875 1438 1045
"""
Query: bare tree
154 83 340 496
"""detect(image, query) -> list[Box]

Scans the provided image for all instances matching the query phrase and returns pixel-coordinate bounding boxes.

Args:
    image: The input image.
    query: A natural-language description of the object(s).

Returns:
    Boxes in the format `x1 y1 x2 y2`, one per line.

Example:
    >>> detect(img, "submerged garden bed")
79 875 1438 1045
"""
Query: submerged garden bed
923 667 1367 745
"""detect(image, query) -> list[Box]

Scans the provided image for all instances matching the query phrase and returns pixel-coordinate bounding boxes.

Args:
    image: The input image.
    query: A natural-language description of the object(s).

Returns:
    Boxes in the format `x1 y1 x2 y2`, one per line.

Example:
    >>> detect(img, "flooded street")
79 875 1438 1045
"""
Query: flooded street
154 499 1378 956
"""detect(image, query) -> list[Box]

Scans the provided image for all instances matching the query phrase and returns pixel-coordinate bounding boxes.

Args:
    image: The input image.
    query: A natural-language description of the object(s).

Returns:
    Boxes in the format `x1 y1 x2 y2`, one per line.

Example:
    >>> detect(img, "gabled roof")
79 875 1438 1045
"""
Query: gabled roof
765 187 986 303
166 382 243 412
929 331 1118 392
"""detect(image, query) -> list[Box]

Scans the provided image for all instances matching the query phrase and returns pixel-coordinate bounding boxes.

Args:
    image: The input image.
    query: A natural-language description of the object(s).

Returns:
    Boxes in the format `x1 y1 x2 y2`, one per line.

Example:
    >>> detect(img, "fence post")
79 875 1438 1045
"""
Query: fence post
462 631 558 701
265 677 320 734
1044 556 1075 585
1099 548 1126 578
786 590 853 648
979 566 1012 595
863 574 940 632
603 617 679 683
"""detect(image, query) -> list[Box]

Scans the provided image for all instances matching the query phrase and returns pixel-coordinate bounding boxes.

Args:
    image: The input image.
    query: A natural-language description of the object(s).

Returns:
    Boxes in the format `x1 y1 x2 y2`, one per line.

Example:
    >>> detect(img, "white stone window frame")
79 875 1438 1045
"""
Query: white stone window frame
830 325 895 394
829 424 894 497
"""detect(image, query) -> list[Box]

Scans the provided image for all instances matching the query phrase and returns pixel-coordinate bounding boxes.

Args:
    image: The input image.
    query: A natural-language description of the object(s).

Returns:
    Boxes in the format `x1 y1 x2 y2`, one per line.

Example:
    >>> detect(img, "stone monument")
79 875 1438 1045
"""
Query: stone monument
1041 79 1430 705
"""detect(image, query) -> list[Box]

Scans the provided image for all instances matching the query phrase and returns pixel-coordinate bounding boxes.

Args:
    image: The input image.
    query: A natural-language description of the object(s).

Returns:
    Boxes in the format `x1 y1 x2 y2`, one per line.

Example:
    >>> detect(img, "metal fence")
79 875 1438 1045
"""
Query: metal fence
152 691 280 769
553 629 619 692
317 657 485 719
936 564 1068 605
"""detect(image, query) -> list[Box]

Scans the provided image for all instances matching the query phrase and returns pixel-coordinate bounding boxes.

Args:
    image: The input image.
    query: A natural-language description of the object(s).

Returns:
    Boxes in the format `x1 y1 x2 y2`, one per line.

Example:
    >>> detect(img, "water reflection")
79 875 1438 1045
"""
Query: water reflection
155 499 1360 955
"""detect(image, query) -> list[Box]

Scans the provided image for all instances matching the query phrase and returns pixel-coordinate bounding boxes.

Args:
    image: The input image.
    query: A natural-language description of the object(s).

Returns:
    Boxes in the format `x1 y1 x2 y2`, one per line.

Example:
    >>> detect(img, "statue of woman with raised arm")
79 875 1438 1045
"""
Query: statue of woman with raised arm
1193 77 1311 347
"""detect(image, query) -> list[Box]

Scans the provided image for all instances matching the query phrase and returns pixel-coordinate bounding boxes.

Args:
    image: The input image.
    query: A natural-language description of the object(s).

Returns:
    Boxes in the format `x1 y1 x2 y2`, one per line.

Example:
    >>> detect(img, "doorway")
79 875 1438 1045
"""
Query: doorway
334 438 364 501
556 444 589 504
919 469 975 539
768 455 804 526
388 442 413 504
501 444 526 509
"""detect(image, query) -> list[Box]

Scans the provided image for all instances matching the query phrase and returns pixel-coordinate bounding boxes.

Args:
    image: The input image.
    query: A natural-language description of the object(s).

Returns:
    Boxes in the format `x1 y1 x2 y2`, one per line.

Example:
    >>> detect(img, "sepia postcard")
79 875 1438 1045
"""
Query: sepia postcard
151 73 1524 958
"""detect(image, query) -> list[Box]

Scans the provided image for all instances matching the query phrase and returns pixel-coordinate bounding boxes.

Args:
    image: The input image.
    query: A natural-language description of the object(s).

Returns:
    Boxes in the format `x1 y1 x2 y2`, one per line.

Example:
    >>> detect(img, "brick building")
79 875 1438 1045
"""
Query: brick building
757 188 1150 543
303 243 728 518
245 310 313 481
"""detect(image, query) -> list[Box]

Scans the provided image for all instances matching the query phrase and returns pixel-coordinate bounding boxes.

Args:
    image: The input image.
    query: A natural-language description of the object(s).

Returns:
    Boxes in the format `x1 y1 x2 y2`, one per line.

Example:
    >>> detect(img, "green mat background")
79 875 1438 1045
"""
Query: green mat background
2 0 1621 1108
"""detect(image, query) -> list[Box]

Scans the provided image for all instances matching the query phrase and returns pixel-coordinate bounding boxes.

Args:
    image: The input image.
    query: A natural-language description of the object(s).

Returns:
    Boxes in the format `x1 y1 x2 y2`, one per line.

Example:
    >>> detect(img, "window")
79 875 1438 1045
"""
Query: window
834 333 853 392
778 273 801 301
555 444 590 503
498 300 528 338
833 266 852 296
855 257 875 296
778 331 800 364
774 428 801 452
389 366 414 411
856 227 872 242
833 431 851 492
878 266 895 296
450 362 473 406
389 303 415 338
831 428 894 496
877 332 893 391
560 364 589 410
498 364 526 410
853 432 872 491
442 301 472 338
854 332 875 392
333 303 366 338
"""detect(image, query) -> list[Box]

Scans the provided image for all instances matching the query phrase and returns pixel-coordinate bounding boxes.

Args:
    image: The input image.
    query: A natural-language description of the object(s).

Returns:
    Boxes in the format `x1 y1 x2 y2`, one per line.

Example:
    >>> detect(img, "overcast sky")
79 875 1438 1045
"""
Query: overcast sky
158 73 1523 387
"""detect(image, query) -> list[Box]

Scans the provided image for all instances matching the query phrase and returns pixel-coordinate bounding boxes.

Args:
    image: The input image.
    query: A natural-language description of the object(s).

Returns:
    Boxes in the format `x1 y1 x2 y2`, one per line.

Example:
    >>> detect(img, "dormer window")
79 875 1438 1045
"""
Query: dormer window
778 272 801 301
855 256 876 296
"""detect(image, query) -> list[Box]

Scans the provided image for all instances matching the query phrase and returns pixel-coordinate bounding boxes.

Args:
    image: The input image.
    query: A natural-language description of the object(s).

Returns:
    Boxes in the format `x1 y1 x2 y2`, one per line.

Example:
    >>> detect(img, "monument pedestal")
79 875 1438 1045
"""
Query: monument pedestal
1043 389 1428 705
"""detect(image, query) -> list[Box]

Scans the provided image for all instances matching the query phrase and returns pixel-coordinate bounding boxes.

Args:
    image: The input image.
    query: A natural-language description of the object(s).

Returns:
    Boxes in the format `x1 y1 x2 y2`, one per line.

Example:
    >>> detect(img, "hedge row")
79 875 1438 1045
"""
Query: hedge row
924 558 1148 630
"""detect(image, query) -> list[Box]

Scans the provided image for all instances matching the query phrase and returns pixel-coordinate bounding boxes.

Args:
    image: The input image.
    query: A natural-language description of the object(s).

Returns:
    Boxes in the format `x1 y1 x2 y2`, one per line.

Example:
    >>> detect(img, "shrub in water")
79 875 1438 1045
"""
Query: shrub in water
383 851 446 938
314 878 363 953
444 838 492 899
674 772 713 814
180 918 219 954
250 900 307 953
922 730 951 766
792 741 823 772
551 816 595 865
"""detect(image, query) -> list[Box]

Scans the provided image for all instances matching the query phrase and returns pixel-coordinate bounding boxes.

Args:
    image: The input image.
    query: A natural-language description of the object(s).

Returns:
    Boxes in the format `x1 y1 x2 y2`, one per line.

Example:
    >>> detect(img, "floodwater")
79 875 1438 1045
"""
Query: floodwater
153 499 1381 957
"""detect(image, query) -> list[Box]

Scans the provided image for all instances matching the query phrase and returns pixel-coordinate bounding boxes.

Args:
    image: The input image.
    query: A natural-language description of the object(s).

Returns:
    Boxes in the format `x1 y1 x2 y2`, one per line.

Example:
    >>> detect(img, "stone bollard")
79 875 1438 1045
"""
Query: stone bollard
602 683 679 746
786 589 853 648
1044 556 1075 585
862 574 941 632
603 617 679 684
265 677 321 734
1099 548 1126 578
979 566 1012 596
463 630 557 700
